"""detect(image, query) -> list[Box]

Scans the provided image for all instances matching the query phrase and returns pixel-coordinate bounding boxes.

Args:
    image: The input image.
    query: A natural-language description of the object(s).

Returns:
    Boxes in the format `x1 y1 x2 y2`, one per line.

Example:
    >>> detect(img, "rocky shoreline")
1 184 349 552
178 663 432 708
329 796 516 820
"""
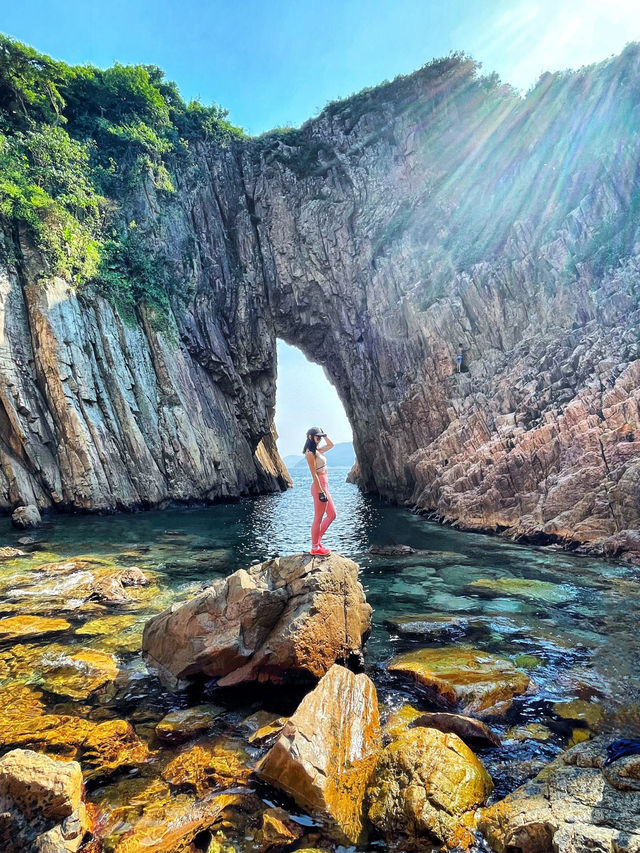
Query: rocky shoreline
1 546 639 852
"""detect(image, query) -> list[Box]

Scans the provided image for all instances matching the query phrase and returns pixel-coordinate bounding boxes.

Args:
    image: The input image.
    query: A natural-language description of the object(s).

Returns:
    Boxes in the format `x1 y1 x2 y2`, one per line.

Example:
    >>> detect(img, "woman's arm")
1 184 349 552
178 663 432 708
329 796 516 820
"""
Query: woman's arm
319 435 334 452
306 451 322 489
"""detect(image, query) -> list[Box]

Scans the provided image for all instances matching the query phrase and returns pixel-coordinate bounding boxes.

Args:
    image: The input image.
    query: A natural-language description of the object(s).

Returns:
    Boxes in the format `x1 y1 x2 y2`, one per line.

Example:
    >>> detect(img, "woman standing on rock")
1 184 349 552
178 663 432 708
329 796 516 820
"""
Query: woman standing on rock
304 427 336 556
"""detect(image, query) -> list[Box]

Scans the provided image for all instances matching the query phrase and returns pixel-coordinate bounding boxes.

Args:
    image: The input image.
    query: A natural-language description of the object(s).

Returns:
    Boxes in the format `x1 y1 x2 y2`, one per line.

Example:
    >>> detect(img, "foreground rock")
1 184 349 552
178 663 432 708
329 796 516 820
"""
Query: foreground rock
367 728 493 850
11 505 41 529
478 736 640 853
0 748 90 852
257 665 381 844
388 646 531 715
143 553 372 689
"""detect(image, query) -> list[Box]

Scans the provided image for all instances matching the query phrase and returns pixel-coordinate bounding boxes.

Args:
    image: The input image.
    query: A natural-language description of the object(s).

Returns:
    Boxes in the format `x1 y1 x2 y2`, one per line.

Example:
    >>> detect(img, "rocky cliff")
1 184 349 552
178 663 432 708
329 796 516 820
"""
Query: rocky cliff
1 48 639 558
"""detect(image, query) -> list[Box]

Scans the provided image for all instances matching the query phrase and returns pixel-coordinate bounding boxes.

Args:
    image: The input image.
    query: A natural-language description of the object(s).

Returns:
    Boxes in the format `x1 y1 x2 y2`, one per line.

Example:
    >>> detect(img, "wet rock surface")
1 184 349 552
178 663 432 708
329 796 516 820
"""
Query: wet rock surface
257 665 381 845
142 552 372 688
388 646 532 716
478 736 640 853
367 727 494 850
0 748 90 852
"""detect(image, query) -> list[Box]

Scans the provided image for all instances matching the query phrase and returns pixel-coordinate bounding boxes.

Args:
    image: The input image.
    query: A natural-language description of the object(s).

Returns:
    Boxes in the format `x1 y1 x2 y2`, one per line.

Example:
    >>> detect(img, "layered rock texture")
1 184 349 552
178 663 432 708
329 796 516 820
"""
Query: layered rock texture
142 552 372 688
2 49 640 555
478 736 640 853
257 665 381 845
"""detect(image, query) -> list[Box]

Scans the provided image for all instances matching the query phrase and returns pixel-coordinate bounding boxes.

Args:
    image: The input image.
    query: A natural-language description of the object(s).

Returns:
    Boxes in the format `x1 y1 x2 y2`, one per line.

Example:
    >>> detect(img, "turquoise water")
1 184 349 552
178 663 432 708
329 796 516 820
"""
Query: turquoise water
1 465 640 836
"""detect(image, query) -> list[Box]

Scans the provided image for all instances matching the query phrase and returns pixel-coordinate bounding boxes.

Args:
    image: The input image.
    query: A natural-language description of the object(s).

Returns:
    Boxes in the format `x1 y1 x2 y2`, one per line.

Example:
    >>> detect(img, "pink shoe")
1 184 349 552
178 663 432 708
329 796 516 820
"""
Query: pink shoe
310 544 330 556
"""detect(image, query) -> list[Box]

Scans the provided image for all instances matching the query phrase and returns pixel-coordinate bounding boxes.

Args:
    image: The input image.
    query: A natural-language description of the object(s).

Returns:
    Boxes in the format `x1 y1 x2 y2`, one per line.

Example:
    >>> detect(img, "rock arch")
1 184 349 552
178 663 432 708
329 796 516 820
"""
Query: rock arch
1 52 639 558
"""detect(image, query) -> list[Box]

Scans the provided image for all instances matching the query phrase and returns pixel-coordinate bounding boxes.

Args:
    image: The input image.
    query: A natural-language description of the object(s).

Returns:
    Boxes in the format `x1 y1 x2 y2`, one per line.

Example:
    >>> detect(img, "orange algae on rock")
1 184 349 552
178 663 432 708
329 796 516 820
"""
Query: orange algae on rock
162 737 252 796
367 727 493 850
388 645 531 715
258 664 381 845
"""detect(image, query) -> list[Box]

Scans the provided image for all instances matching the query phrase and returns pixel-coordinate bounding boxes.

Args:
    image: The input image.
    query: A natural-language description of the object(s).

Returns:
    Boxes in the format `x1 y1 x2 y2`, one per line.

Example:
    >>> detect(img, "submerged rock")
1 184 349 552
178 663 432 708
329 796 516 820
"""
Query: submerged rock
0 615 71 641
367 727 493 850
466 576 575 603
478 736 640 853
155 705 224 744
162 737 251 796
257 664 381 845
38 648 119 700
11 505 41 529
383 613 470 640
382 704 423 740
142 552 372 689
369 544 416 556
0 748 90 852
388 646 531 716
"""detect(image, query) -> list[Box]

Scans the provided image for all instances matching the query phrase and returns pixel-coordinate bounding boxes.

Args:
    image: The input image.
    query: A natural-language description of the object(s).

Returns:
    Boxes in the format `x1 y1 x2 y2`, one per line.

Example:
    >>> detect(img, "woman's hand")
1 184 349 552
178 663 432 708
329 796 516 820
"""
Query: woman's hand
319 434 335 451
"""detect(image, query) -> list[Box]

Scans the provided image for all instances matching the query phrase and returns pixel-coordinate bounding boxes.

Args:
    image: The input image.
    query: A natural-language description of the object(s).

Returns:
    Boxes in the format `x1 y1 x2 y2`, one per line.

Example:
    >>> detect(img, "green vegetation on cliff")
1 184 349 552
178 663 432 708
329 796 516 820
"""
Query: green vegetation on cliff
0 34 242 322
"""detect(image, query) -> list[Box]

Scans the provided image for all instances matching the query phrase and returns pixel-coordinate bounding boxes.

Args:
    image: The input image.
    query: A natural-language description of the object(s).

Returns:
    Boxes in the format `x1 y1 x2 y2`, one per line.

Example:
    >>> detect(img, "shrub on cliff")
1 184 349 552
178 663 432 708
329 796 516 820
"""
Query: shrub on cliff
0 34 242 322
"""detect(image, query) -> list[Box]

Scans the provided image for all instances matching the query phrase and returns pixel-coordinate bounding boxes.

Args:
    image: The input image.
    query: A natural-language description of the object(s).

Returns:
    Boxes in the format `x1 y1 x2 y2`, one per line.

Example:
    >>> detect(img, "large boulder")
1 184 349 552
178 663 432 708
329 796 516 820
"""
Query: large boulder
0 748 90 852
478 736 640 853
142 553 372 689
367 727 494 850
257 665 381 845
11 505 41 529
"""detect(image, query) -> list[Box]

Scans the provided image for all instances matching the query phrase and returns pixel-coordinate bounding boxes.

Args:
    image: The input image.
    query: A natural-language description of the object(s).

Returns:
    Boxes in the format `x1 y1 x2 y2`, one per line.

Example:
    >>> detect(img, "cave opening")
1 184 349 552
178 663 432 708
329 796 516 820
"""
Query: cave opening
274 339 354 473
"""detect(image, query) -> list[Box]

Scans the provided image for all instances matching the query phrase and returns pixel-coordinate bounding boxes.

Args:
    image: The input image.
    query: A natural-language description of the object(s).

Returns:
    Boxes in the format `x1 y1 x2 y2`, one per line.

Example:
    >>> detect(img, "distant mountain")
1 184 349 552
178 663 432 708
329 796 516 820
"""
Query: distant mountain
282 453 302 469
283 442 355 471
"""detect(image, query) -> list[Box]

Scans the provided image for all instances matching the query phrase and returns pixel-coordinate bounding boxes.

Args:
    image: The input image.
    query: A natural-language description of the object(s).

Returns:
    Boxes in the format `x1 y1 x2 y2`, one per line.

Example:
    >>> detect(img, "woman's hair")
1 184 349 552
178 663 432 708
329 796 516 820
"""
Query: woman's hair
302 435 317 455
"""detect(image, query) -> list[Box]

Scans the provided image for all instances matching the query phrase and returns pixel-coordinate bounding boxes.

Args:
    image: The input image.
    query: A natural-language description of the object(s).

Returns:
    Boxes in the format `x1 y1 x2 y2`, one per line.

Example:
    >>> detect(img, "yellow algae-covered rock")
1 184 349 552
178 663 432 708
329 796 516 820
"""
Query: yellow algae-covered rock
367 727 493 850
81 719 150 778
0 748 89 852
155 705 224 744
257 664 381 845
162 737 252 796
569 728 592 747
505 723 552 743
113 791 225 853
0 615 71 641
382 704 423 740
0 547 26 560
388 646 531 715
248 717 288 745
466 577 575 603
39 648 119 700
254 806 303 851
552 699 603 729
76 614 143 635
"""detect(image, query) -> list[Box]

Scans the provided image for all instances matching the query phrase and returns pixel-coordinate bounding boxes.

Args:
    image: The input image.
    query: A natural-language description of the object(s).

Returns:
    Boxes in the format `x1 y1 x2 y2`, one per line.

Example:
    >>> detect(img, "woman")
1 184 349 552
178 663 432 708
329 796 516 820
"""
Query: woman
303 427 336 556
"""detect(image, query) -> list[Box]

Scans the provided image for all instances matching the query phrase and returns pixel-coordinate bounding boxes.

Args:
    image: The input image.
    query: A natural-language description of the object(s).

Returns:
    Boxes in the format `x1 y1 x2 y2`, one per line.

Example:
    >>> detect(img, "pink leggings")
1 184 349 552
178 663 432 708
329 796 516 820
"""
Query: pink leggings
311 471 337 545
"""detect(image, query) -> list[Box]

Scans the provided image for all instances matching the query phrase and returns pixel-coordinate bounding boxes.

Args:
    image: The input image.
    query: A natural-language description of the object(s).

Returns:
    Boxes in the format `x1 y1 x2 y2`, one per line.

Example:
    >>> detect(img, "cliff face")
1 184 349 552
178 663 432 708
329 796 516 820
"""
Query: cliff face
1 50 639 558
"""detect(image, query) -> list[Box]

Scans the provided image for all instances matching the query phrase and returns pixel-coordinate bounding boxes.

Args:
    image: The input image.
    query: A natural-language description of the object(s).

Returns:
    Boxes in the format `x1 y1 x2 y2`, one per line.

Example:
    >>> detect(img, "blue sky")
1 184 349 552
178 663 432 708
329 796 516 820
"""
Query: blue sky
3 0 639 455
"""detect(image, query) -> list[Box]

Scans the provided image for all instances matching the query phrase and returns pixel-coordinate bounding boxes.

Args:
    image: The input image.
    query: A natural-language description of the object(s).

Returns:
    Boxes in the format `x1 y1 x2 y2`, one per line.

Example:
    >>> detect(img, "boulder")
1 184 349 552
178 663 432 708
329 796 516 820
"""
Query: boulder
478 736 640 853
410 712 501 747
367 727 493 850
142 553 371 689
11 505 42 529
388 646 531 715
257 665 381 845
0 748 90 852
